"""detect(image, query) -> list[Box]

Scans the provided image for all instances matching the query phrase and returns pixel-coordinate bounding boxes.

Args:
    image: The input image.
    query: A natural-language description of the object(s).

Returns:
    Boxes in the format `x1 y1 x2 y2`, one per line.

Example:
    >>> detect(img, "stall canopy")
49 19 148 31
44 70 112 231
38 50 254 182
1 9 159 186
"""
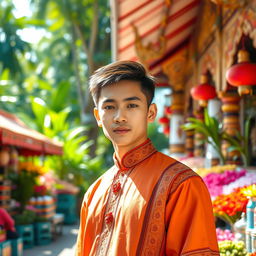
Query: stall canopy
112 0 200 77
0 110 63 156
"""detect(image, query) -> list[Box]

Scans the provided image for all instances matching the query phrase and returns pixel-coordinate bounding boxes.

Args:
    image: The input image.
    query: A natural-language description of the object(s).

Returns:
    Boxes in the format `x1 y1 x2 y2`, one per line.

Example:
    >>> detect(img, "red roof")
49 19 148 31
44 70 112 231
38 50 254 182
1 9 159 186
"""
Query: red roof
0 110 63 156
112 0 200 76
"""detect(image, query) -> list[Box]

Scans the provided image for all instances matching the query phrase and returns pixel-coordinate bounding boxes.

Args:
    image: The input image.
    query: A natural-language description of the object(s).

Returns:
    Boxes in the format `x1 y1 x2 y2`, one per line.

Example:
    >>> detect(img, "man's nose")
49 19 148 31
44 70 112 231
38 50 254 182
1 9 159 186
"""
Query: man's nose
114 109 127 123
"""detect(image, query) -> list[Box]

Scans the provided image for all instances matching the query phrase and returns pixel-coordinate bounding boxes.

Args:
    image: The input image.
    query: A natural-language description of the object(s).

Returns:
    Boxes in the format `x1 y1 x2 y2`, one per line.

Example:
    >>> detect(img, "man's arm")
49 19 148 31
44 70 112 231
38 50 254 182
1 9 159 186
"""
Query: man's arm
75 199 88 256
165 176 220 256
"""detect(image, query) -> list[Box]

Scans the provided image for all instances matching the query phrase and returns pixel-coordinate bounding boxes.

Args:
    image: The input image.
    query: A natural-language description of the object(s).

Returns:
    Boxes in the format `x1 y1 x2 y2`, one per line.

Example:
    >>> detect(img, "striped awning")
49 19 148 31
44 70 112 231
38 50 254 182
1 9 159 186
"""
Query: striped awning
111 0 200 77
0 110 63 156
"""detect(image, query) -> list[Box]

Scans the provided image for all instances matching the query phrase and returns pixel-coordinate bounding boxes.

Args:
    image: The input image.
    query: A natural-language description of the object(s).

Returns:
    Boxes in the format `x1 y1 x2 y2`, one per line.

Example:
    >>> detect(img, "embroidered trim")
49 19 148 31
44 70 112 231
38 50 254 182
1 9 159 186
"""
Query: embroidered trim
113 139 157 169
182 248 220 255
136 162 197 256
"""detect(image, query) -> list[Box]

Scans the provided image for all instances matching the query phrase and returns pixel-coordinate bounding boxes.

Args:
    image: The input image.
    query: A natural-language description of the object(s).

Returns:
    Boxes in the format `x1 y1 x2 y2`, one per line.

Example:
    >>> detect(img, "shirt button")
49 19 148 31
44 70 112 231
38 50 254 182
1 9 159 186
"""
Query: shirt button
112 182 121 194
105 212 114 224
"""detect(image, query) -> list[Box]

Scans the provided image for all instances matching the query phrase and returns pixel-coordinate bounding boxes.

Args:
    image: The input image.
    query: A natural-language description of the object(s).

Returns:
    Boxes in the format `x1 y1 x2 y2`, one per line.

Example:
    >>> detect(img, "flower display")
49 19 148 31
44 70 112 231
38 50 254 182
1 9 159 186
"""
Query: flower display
216 228 235 241
203 169 246 198
9 161 48 212
34 185 48 196
212 188 248 225
218 240 247 256
18 161 48 175
195 164 236 178
241 184 256 197
223 172 256 195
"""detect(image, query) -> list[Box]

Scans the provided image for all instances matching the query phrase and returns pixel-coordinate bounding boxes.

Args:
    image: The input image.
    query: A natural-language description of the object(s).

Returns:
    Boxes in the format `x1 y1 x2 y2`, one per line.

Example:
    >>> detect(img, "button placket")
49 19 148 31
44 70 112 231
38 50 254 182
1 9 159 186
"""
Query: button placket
97 168 133 256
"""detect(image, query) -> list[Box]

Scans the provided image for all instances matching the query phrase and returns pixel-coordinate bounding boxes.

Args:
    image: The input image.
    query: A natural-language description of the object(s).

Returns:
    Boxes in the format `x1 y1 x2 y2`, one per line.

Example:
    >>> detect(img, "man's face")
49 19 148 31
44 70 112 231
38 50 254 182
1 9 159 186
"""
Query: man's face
94 80 157 153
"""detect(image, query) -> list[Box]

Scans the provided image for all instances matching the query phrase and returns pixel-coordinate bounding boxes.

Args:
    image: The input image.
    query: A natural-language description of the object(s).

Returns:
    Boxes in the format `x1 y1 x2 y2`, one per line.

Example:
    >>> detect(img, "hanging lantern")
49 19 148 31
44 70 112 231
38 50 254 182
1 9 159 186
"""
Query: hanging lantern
163 125 170 136
158 116 169 125
0 147 10 166
226 49 256 96
164 106 172 118
191 75 217 107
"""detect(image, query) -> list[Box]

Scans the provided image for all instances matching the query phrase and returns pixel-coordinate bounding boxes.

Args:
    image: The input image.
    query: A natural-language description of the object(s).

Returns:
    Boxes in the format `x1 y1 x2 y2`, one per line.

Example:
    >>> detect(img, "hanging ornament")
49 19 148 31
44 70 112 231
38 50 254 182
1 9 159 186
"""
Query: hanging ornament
226 49 256 96
191 75 217 107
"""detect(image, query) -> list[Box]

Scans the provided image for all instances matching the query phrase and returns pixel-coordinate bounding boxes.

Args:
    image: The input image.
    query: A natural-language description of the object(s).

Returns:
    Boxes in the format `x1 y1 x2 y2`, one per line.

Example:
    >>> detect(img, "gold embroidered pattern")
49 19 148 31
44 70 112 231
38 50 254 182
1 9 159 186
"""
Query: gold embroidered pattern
137 162 198 256
122 139 156 168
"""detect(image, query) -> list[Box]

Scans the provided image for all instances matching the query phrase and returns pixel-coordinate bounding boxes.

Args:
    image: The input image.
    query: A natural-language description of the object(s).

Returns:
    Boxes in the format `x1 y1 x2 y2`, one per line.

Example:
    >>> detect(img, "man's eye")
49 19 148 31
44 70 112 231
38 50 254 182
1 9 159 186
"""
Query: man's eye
128 103 138 108
104 105 115 110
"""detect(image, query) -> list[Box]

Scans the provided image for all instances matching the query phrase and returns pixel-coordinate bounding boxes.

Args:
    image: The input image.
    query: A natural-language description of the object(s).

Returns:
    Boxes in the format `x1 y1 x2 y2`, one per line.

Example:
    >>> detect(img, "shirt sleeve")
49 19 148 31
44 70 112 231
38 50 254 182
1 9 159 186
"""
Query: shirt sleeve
75 199 87 256
165 176 220 256
0 208 15 231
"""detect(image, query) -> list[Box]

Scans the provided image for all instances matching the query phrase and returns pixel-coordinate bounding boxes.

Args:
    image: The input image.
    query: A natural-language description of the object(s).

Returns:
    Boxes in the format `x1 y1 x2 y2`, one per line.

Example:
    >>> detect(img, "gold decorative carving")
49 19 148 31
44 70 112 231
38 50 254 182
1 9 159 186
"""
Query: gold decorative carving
195 0 217 56
132 25 166 67
210 0 248 8
132 1 172 67
162 47 187 91
222 6 256 91
199 45 217 78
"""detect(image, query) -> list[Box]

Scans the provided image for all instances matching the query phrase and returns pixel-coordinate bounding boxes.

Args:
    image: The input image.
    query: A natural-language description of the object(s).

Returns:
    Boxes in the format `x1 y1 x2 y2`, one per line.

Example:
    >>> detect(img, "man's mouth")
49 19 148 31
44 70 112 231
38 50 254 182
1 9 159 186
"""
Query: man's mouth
113 127 131 134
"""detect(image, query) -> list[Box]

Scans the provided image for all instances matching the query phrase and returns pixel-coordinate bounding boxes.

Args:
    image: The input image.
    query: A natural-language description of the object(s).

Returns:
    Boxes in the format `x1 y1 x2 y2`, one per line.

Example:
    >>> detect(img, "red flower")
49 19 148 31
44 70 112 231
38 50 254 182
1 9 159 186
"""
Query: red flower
212 187 248 225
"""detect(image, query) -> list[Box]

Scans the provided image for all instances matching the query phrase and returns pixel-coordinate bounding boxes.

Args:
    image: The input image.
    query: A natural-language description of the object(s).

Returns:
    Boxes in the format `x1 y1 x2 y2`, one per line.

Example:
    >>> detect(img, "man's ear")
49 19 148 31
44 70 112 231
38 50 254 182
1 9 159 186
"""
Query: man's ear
147 103 157 123
94 108 102 127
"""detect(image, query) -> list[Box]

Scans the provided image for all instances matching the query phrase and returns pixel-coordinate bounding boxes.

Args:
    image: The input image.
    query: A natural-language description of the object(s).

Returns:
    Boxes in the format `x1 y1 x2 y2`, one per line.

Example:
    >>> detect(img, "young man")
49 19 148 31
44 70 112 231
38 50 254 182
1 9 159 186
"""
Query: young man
76 61 219 256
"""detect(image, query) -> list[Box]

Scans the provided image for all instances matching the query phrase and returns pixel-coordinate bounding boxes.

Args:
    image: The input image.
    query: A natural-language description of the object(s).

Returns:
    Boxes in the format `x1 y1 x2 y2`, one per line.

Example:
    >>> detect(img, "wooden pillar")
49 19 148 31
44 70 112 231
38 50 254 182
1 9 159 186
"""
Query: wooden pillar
193 106 205 157
185 128 194 157
220 92 241 164
169 90 185 155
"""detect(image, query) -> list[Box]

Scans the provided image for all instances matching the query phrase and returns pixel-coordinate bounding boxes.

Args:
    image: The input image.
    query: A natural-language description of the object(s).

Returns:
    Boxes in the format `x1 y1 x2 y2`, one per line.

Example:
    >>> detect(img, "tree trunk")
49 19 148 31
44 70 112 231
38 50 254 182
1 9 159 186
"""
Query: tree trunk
72 0 100 157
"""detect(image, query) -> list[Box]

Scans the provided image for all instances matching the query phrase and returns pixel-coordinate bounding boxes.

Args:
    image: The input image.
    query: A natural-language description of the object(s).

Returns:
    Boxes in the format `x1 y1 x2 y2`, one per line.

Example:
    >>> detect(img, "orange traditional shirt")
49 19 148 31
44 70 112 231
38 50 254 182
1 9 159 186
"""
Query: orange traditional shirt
76 139 219 256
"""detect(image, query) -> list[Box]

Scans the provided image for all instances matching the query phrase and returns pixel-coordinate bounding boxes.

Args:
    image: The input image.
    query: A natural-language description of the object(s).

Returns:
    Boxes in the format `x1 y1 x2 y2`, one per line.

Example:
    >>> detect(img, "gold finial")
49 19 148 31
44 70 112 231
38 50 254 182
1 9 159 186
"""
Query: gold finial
238 49 250 63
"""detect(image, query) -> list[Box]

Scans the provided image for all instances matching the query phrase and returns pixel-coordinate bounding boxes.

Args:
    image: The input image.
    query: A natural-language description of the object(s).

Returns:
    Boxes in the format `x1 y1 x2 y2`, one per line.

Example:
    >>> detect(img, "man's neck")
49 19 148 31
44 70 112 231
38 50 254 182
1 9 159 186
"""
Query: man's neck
113 145 127 163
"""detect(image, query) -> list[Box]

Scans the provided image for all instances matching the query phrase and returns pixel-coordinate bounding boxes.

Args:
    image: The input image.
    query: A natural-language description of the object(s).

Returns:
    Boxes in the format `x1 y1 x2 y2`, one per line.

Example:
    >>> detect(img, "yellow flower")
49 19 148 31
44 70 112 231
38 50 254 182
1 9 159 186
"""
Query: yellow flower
241 184 256 197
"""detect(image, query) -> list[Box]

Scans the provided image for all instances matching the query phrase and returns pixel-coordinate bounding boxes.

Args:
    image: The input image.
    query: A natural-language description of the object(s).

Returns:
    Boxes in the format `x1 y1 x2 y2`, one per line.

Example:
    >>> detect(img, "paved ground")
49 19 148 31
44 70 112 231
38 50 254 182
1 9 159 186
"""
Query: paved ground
24 224 79 256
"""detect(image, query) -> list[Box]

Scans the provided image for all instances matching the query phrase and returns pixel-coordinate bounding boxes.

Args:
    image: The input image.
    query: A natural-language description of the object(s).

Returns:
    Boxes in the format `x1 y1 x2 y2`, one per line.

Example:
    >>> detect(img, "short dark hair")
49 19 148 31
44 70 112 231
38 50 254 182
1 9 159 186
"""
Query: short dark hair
89 61 155 106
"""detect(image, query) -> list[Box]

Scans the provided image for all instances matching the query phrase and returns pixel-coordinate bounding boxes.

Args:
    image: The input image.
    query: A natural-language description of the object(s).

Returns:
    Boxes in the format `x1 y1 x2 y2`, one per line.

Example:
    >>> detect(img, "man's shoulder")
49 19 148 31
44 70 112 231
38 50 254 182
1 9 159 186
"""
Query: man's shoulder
154 152 197 173
154 152 199 182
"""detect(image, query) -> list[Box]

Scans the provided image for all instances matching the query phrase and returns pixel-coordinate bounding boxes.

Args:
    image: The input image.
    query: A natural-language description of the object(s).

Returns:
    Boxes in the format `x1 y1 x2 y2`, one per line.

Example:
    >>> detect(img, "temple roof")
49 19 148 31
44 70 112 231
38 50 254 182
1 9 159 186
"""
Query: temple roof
112 0 200 76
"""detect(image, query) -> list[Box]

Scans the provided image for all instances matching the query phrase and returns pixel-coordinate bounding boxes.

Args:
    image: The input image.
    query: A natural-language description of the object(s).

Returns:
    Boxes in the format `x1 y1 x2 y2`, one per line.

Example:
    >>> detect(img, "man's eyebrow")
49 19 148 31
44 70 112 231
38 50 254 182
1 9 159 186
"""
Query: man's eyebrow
102 99 115 104
102 96 141 104
124 96 141 101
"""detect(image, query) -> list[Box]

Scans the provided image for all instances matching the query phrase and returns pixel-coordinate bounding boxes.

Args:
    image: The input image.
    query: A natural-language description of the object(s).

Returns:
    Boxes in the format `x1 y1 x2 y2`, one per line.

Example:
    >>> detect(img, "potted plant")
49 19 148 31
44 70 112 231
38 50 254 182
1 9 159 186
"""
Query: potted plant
182 109 226 164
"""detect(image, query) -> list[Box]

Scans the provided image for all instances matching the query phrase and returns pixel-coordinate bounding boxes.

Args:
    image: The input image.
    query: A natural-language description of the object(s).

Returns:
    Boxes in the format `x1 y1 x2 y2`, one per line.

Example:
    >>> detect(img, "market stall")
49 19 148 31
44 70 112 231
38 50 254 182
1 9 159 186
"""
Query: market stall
0 109 63 254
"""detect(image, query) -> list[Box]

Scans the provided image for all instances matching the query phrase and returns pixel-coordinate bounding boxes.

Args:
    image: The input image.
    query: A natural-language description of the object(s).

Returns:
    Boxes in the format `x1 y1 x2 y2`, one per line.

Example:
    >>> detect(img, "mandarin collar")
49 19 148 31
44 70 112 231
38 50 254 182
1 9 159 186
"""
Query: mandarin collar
113 139 157 170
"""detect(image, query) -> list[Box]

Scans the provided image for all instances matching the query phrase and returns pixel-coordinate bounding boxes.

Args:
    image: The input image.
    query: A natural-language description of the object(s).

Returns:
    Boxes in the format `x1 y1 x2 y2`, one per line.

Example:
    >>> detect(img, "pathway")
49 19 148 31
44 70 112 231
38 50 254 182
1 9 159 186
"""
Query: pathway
24 224 79 256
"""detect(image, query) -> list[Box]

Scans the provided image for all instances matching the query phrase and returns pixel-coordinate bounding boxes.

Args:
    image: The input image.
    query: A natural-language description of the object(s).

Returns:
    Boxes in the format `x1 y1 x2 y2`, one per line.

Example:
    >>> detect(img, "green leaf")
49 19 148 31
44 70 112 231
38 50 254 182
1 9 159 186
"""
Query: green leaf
49 81 71 111
31 97 48 131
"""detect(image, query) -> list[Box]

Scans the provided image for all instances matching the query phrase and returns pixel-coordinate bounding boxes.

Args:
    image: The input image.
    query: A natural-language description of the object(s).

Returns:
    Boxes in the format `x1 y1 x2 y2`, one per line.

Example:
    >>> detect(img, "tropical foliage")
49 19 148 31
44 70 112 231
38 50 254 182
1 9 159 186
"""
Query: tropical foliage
0 0 112 190
182 108 255 166
182 109 226 164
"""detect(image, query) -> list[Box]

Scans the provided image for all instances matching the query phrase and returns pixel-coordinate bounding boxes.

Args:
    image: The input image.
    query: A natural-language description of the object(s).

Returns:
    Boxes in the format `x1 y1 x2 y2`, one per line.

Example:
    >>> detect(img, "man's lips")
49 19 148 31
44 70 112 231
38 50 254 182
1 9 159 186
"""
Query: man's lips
113 127 131 134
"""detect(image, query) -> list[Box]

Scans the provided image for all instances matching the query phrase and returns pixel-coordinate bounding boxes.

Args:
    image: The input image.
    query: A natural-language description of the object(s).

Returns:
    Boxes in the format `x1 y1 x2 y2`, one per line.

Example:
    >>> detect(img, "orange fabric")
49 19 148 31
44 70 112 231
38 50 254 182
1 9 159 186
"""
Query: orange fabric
76 140 219 256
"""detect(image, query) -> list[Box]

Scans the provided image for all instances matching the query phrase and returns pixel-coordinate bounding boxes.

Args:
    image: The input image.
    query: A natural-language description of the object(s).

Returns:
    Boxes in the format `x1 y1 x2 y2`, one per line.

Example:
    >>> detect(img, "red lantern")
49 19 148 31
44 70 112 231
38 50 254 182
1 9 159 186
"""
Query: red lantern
226 49 256 95
163 125 170 136
158 116 169 125
164 106 172 117
191 75 217 107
